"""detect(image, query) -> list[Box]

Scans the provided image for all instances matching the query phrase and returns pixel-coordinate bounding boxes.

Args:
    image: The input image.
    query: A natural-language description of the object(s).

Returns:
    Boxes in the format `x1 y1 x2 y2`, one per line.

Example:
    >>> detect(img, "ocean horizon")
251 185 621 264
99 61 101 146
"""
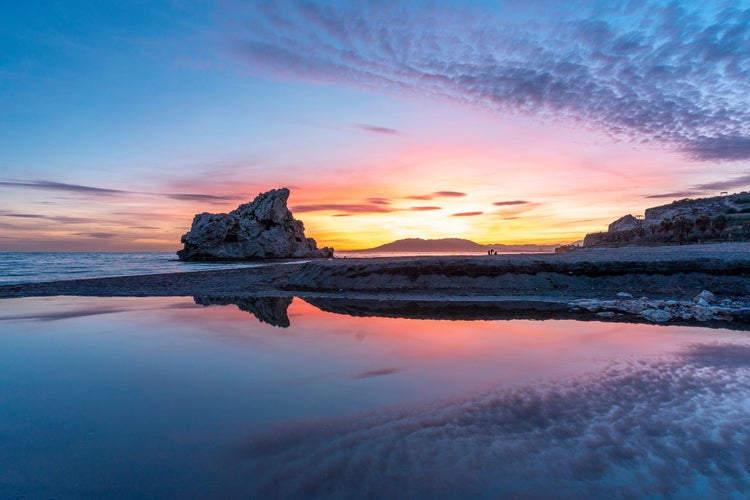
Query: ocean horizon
0 252 263 286
0 250 546 286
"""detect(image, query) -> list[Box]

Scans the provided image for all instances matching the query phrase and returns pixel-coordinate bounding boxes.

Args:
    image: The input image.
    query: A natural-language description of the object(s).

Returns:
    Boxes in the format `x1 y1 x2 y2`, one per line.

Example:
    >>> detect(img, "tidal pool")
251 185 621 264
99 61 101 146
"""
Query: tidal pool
1 296 749 497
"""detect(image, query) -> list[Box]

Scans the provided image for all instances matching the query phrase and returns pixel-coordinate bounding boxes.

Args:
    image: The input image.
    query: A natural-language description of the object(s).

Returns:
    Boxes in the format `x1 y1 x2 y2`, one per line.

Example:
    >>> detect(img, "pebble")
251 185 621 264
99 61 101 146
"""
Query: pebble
616 292 633 299
641 309 672 323
694 290 716 304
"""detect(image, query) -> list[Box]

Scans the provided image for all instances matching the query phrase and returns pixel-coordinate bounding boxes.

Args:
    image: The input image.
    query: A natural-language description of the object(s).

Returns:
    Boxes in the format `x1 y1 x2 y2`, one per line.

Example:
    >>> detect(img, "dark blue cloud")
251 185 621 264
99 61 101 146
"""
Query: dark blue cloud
231 1 750 161
353 123 400 135
694 173 750 191
0 179 237 203
0 180 126 195
73 232 117 239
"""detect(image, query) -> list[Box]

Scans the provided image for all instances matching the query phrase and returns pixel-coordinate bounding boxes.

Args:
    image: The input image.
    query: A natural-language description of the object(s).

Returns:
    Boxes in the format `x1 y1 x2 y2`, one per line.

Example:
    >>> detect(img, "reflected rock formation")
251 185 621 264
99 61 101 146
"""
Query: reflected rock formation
305 296 574 321
234 343 750 498
303 297 750 329
194 295 750 330
194 296 293 328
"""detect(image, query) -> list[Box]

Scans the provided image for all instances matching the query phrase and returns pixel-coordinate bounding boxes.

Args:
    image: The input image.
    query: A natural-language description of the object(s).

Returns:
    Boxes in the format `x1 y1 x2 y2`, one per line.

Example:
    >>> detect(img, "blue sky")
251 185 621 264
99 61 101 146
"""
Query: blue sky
1 1 749 250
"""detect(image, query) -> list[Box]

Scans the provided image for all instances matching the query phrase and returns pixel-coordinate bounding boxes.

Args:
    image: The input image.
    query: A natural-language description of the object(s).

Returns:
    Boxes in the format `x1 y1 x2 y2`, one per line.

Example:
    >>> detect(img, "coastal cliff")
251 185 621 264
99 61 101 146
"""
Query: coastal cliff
584 192 750 247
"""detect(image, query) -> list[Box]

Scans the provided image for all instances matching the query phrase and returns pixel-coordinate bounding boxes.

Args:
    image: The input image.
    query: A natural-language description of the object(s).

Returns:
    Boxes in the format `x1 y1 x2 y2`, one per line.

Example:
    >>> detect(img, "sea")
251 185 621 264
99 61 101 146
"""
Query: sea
0 250 535 285
0 252 285 285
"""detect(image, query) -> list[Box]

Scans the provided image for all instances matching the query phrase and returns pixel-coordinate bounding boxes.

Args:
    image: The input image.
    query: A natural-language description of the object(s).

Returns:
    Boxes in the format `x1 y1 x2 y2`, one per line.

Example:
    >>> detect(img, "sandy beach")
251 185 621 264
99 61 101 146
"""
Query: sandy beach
2 242 750 328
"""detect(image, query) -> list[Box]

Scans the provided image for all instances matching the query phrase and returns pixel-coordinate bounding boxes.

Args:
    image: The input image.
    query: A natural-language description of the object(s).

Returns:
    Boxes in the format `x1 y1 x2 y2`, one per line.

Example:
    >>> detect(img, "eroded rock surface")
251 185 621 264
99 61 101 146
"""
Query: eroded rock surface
177 188 333 261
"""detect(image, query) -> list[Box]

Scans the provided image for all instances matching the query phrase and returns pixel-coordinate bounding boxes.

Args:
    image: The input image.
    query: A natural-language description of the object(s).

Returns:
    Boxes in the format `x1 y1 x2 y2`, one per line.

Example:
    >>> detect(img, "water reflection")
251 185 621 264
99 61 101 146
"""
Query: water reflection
194 296 293 327
238 343 750 498
195 294 750 330
2 296 750 497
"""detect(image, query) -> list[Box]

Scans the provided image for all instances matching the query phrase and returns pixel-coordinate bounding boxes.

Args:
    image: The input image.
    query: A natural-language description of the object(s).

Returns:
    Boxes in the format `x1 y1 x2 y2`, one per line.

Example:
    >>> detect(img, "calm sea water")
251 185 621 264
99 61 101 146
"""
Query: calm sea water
0 252 271 285
0 251 541 285
1 295 749 497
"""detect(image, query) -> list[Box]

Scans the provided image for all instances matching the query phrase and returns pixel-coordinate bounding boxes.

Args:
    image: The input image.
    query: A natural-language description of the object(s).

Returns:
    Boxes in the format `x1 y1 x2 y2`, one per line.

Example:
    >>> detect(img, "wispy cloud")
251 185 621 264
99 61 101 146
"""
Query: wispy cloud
452 211 483 217
231 1 750 161
0 212 101 224
0 180 126 195
166 193 235 202
694 174 750 192
353 123 400 135
366 197 391 205
1 213 46 219
644 191 701 199
494 200 530 206
292 203 394 214
644 174 750 199
408 206 442 211
0 178 239 203
407 191 467 200
73 232 117 239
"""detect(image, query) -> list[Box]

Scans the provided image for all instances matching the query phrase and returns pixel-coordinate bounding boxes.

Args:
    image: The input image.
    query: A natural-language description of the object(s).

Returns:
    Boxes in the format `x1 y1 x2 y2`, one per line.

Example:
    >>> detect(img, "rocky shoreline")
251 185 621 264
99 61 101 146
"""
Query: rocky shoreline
2 242 749 328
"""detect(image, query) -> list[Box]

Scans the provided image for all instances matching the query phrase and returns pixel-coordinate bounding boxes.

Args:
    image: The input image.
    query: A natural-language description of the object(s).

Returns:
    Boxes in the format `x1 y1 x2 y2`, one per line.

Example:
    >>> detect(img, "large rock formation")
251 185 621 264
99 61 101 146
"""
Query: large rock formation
177 188 333 261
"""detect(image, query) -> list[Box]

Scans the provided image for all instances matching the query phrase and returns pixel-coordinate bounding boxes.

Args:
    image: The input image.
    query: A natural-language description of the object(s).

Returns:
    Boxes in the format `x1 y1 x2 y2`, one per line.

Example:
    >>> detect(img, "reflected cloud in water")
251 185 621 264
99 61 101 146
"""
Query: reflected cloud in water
350 367 400 379
0 299 198 322
237 343 750 498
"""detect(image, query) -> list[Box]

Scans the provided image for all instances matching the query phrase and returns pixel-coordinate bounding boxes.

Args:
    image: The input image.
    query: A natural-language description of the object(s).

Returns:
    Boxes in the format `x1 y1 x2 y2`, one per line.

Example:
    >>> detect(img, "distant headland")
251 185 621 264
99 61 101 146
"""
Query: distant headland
584 192 750 247
345 238 558 254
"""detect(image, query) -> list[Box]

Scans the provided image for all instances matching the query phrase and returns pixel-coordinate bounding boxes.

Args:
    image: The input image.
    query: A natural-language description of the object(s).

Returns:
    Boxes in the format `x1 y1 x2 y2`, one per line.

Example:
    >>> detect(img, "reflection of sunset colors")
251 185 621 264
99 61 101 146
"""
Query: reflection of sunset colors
166 297 723 394
2 1 749 250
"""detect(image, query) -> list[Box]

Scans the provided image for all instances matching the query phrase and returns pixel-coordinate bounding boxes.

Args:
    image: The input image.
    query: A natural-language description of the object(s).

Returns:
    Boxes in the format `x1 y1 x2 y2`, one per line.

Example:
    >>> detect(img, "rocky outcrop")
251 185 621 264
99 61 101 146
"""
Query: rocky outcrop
608 214 643 233
177 188 333 261
584 191 750 247
644 196 735 221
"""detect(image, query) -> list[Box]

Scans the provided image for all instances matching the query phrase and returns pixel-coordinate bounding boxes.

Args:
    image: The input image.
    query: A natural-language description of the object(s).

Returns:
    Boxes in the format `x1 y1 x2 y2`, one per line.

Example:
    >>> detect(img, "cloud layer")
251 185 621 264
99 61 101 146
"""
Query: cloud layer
232 1 750 161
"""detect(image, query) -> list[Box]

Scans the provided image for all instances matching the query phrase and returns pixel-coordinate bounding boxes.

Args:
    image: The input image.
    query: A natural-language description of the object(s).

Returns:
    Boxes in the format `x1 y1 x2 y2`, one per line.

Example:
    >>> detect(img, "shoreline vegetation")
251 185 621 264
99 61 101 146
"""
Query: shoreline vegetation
2 242 749 329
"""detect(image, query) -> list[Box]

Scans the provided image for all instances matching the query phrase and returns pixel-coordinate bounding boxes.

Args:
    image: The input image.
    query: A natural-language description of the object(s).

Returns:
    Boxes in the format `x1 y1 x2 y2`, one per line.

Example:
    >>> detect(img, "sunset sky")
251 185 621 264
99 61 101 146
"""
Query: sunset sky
2 1 749 251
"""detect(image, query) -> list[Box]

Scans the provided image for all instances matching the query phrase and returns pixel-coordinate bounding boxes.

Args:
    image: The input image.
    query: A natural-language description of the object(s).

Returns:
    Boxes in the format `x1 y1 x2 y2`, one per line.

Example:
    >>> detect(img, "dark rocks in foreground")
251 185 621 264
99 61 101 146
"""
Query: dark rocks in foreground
177 188 333 261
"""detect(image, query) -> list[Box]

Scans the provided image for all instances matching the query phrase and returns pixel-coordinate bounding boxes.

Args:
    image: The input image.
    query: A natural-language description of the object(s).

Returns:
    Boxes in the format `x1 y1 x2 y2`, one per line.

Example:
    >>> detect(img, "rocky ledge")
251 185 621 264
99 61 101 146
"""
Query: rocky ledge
569 289 750 326
177 188 333 261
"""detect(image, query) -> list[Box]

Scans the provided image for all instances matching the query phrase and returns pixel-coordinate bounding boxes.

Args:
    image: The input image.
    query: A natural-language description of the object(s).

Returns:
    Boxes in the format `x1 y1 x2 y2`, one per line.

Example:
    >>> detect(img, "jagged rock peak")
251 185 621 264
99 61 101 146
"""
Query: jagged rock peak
177 188 334 261
232 187 292 224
